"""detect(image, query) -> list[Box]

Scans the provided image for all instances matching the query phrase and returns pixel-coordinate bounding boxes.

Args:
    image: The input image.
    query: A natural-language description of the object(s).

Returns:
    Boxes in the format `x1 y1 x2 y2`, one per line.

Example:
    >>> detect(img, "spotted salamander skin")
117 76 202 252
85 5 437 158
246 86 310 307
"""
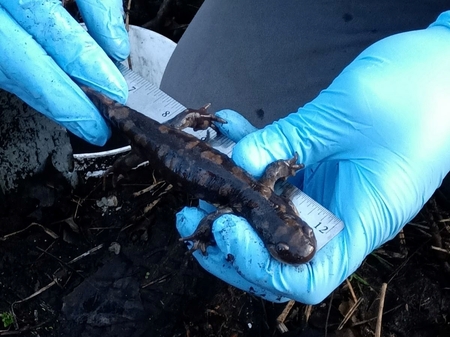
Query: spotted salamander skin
82 87 316 265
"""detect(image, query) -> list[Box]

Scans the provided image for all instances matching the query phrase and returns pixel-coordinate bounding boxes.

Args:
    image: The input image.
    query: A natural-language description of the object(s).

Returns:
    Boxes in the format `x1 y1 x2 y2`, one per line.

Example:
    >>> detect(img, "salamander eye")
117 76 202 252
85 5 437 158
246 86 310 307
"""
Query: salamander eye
276 242 290 253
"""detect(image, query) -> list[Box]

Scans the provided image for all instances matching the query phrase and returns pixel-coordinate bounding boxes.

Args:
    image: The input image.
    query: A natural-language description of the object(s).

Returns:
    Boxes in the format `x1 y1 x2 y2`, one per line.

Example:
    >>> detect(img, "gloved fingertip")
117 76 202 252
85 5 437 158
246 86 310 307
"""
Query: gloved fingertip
81 121 111 146
77 0 130 61
215 109 258 143
210 215 240 252
100 21 130 62
105 32 130 62
198 200 217 213
211 214 270 261
429 11 450 29
176 207 207 237
231 132 271 177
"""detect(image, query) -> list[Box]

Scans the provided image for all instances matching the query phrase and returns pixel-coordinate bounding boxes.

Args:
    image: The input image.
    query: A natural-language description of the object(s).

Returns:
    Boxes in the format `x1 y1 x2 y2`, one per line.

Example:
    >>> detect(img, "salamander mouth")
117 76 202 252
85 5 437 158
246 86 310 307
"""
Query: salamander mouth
268 241 316 265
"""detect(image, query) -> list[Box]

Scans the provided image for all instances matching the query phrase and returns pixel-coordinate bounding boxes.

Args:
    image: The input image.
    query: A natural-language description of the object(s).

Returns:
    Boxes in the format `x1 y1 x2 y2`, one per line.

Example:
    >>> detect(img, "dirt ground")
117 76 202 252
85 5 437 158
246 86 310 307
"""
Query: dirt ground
1 1 450 336
2 150 450 337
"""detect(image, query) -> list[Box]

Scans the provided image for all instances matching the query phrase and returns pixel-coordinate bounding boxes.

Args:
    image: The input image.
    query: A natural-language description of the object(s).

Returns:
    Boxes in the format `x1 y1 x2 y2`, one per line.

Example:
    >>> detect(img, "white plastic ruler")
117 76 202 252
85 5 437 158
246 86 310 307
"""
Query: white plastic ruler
85 64 344 251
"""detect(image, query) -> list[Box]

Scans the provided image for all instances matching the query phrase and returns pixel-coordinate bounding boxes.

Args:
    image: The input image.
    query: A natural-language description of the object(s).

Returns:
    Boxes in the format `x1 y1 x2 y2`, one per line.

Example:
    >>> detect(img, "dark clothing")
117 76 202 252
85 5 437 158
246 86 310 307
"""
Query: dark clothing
161 0 449 127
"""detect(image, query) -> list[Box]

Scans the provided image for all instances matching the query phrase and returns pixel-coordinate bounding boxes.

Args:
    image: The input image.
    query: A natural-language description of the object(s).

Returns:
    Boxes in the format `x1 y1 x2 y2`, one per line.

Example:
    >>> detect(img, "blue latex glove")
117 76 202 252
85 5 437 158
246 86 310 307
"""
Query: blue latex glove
0 0 129 146
176 11 450 304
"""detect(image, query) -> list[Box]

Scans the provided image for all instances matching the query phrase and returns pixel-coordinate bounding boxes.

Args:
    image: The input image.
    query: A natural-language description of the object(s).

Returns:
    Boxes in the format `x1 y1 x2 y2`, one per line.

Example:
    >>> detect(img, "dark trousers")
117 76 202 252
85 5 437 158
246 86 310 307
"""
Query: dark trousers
161 0 448 127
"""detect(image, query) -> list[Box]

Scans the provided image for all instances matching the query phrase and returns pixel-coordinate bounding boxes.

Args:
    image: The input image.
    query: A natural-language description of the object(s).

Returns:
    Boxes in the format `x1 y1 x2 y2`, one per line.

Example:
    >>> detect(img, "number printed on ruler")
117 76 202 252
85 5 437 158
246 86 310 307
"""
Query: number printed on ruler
120 64 186 123
119 65 345 252
281 184 344 251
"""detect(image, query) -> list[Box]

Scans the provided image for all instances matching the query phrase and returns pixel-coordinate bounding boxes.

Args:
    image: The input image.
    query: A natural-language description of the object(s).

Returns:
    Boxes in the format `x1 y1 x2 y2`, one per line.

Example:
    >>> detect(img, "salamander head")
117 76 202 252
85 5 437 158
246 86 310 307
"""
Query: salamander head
267 215 316 265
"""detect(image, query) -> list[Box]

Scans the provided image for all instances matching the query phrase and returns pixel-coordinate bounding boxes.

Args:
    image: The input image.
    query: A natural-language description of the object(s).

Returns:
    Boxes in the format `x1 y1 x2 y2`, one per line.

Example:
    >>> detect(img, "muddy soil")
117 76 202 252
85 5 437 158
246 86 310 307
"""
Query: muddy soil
1 155 450 337
1 1 450 336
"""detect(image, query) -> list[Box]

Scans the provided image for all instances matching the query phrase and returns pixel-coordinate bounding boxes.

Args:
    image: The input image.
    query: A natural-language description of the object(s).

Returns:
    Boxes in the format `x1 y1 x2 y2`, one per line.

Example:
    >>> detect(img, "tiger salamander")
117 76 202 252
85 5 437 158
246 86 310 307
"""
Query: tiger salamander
82 86 317 265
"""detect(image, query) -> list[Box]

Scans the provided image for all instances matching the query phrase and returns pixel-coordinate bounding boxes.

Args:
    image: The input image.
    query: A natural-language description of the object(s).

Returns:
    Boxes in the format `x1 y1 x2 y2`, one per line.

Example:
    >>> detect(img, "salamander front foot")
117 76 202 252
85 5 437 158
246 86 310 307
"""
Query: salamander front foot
179 208 232 255
259 152 304 191
169 103 227 132
179 218 214 255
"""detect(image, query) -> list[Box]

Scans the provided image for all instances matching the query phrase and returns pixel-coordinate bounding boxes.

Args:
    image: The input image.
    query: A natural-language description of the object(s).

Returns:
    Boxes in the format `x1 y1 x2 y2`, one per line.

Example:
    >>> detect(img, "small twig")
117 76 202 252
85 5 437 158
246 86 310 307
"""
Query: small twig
132 180 165 197
398 229 406 245
337 297 363 330
0 320 50 336
144 198 161 214
68 244 104 264
34 240 57 263
324 291 334 337
125 0 132 29
431 245 450 254
375 283 388 337
11 280 58 330
125 0 133 69
304 305 312 323
276 300 295 333
388 238 430 284
88 226 122 230
36 248 78 275
11 244 102 328
351 303 403 327
408 222 430 230
71 180 103 212
412 227 433 238
12 281 56 307
141 273 171 288
50 217 79 233
0 223 58 241
72 196 82 219
345 278 358 304
35 246 102 290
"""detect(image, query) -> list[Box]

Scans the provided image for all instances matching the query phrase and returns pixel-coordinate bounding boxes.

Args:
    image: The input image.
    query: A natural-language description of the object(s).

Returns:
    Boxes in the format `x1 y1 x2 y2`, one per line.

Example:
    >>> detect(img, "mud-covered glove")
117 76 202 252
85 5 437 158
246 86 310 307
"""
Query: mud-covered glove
0 0 129 146
176 11 450 304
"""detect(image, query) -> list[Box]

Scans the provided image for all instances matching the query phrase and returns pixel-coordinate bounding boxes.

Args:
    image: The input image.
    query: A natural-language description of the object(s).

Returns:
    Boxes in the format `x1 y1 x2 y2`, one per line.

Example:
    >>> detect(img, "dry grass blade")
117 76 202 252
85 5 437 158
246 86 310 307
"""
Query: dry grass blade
0 223 59 241
141 273 171 288
304 305 312 323
431 245 450 254
125 0 132 29
412 226 433 237
12 281 57 307
408 221 429 228
63 217 80 233
375 283 388 337
352 303 403 327
345 278 358 303
143 199 161 214
125 0 133 69
142 184 173 214
275 299 295 333
10 280 58 330
9 244 105 329
49 217 80 233
337 297 363 330
324 291 334 337
68 244 104 264
132 180 165 197
0 320 49 336
398 228 406 245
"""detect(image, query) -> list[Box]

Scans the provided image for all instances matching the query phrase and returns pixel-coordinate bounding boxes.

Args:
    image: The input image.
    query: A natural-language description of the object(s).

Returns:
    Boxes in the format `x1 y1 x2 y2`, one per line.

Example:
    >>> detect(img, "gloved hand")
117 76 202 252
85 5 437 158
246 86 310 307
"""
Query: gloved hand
176 11 450 304
0 0 129 146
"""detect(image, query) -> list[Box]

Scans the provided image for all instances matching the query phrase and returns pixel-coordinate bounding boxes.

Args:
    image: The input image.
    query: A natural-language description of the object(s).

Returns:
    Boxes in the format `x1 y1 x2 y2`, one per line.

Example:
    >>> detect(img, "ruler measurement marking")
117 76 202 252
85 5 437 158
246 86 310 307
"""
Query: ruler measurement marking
116 64 344 250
